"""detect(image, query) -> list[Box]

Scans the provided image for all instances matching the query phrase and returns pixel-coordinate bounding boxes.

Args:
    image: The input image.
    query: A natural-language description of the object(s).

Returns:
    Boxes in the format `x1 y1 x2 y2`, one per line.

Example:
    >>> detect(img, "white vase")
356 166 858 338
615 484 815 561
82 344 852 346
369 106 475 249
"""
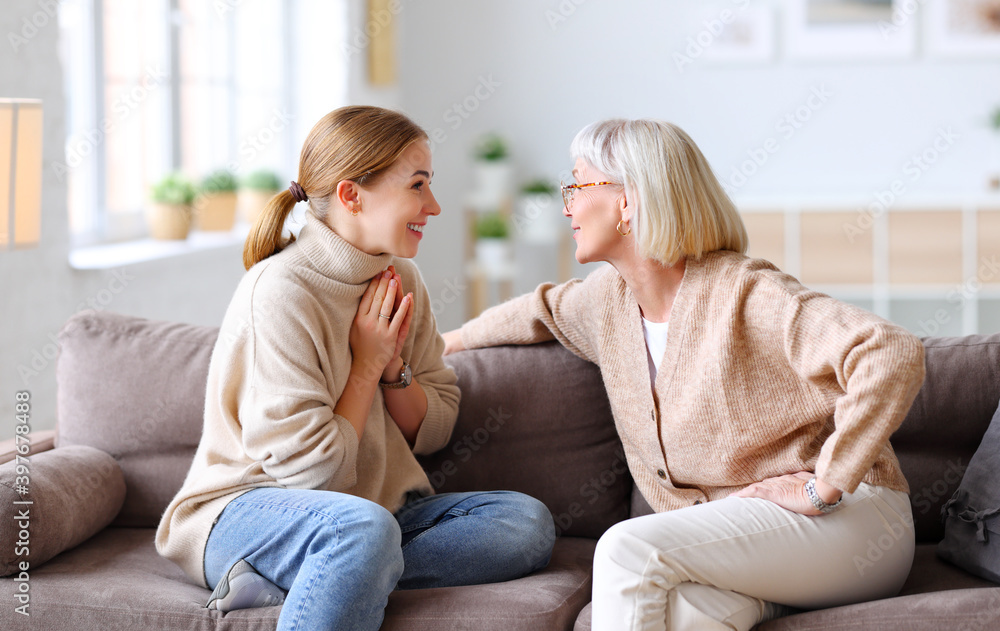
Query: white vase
473 161 512 210
475 238 511 277
513 193 563 243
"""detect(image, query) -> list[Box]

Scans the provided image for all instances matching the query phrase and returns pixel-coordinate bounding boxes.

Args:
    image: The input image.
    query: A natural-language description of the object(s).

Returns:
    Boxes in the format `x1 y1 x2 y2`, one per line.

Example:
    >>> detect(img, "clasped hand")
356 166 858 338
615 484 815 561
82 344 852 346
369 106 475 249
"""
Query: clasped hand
350 265 413 383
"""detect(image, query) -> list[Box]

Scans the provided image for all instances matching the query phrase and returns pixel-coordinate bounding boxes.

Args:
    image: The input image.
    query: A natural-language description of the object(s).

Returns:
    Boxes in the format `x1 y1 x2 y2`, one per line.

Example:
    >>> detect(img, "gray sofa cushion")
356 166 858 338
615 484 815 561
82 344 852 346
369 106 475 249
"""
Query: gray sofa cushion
55 311 631 537
424 343 630 539
0 445 126 576
55 311 215 527
893 334 1000 542
0 529 595 631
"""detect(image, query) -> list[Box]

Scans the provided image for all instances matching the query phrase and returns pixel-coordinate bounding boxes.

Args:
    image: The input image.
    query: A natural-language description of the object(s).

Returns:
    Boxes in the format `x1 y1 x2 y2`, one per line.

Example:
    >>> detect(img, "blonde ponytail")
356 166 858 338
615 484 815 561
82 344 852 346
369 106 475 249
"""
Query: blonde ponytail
243 189 299 270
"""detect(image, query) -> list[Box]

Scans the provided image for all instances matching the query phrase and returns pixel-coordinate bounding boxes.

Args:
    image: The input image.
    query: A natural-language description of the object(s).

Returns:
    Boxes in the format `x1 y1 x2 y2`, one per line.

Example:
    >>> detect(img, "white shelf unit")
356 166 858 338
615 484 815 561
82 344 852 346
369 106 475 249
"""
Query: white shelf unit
735 194 1000 336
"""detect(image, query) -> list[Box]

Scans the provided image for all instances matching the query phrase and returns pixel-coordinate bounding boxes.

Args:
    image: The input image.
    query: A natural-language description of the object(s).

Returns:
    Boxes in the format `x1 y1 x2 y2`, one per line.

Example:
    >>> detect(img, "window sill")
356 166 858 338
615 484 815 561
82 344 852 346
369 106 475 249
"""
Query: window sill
69 223 250 270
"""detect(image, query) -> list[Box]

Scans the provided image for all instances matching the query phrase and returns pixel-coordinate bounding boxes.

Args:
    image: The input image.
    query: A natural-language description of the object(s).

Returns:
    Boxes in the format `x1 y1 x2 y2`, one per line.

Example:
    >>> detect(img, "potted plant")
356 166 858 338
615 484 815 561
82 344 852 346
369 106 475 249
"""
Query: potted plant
195 169 239 231
514 178 562 243
147 173 196 240
474 211 511 276
240 169 282 225
470 133 512 211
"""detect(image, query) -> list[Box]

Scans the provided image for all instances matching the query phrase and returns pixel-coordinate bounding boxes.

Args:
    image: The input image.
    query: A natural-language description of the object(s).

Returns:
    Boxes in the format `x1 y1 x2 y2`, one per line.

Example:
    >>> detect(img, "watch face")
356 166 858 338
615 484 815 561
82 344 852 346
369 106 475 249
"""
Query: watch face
401 363 412 386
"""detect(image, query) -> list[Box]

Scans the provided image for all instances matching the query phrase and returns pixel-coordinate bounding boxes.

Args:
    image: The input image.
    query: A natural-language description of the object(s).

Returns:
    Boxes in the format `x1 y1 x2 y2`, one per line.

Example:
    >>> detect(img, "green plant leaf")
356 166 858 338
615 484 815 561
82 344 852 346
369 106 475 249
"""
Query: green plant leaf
150 172 197 205
475 211 509 239
243 169 283 191
200 169 238 193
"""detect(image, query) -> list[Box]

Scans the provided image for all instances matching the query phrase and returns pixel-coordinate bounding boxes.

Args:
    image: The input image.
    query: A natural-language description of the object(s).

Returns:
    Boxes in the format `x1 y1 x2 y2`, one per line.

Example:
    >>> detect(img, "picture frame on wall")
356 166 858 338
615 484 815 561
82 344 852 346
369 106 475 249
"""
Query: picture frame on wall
924 0 1000 58
688 3 777 65
784 0 917 60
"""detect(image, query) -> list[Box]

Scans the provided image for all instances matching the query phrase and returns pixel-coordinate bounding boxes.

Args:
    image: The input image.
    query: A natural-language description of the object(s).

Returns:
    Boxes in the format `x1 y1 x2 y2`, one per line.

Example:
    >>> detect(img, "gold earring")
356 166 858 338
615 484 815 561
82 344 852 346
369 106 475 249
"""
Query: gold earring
351 204 361 217
616 220 631 236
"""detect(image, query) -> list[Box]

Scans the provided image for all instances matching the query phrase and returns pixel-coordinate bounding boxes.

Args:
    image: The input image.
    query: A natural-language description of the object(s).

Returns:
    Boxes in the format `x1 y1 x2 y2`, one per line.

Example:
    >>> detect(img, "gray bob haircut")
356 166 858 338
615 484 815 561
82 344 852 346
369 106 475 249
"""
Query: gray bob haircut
570 119 747 266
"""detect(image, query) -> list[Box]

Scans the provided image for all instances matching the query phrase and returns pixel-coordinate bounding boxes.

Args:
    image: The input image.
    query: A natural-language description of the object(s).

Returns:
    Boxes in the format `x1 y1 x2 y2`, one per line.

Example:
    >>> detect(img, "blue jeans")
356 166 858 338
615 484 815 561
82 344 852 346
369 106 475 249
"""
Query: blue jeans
203 488 556 631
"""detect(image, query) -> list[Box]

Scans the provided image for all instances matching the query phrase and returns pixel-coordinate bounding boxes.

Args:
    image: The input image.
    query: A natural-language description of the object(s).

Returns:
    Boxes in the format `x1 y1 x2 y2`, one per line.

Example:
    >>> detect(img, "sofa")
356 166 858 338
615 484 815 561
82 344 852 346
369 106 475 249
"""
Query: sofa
1 309 999 631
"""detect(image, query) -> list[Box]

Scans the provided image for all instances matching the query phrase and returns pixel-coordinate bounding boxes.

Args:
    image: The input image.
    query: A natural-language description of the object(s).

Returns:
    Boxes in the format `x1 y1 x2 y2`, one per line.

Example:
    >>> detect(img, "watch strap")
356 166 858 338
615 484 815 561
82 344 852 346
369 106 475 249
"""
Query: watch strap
805 476 842 513
379 361 410 389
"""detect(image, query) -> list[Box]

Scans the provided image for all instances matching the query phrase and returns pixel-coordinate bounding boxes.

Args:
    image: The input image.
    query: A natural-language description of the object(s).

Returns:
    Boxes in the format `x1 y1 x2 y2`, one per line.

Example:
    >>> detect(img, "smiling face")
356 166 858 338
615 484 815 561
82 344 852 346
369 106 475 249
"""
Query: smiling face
340 140 440 258
565 157 626 265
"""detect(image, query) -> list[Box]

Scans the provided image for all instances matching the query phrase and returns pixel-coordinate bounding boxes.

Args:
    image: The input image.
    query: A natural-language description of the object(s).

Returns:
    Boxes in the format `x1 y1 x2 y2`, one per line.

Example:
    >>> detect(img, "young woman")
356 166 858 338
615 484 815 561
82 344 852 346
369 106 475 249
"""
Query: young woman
443 118 923 630
156 106 555 631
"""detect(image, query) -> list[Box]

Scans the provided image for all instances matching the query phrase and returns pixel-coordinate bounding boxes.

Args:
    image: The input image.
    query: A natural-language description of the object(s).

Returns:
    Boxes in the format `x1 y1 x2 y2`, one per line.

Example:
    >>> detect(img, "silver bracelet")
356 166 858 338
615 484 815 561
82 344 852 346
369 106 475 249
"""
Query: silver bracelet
805 476 842 513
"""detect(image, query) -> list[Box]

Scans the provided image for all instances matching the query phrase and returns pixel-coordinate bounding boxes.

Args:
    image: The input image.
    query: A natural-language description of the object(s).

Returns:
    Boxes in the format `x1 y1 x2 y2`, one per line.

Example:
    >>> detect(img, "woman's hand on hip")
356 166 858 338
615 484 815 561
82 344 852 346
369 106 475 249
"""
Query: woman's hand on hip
729 471 836 516
351 269 412 380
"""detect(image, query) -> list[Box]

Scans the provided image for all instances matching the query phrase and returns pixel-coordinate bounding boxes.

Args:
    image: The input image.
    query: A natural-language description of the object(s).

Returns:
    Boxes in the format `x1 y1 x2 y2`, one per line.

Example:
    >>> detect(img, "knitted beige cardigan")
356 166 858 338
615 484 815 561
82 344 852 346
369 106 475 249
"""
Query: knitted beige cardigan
460 251 923 512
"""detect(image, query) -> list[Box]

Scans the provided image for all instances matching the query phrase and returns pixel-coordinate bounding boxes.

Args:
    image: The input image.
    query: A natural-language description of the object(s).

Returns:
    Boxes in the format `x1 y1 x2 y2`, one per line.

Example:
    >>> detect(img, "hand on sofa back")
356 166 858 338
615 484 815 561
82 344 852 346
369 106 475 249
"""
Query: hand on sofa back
54 311 631 537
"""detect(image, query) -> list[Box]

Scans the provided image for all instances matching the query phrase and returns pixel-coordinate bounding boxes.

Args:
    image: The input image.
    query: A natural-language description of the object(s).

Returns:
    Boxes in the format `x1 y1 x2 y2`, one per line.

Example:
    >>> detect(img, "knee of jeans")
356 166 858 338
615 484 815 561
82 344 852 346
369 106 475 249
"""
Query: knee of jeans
510 495 556 572
353 502 404 554
316 502 403 579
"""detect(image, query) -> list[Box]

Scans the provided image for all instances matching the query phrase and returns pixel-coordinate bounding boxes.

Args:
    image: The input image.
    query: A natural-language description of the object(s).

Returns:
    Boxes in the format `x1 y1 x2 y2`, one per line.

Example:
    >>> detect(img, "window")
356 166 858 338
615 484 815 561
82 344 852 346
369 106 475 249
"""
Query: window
59 0 346 245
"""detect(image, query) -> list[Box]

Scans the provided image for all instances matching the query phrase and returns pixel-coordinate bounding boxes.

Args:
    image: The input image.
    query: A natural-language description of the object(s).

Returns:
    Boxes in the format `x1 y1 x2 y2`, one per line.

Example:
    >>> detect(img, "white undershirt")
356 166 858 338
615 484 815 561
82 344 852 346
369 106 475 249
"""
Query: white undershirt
641 316 670 391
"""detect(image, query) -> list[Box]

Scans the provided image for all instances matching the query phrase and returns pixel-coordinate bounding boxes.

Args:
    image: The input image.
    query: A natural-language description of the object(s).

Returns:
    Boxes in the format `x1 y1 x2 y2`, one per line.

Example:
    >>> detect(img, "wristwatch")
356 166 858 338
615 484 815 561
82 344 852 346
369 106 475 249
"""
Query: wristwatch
804 476 842 513
379 361 411 389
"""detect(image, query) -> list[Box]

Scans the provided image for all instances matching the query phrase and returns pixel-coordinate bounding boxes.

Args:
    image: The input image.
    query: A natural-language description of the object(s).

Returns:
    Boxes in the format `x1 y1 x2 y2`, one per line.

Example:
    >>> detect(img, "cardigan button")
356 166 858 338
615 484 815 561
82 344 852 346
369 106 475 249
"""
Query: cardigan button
657 469 667 480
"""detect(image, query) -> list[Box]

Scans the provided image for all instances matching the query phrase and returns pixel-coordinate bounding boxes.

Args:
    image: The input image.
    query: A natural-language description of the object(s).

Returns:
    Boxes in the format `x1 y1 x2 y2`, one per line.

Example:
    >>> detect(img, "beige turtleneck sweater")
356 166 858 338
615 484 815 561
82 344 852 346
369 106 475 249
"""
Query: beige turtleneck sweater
459 251 924 513
156 213 460 587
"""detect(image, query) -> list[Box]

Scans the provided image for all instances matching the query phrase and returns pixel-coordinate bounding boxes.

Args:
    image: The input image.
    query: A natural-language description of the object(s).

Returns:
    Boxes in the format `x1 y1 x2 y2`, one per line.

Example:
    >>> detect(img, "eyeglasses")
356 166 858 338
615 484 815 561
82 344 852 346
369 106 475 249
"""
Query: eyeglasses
560 181 617 210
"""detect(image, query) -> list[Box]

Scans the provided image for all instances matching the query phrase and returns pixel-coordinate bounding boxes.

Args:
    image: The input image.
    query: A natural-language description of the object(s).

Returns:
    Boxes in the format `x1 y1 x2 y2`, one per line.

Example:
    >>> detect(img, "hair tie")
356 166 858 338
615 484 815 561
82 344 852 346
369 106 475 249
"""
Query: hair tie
288 181 308 203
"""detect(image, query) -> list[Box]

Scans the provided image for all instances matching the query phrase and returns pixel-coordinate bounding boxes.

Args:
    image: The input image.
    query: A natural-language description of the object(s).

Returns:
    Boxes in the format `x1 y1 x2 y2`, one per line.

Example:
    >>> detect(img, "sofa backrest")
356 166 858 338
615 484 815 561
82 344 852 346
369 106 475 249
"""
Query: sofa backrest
54 311 631 537
891 334 1000 542
56 311 216 527
420 343 630 539
55 310 1000 544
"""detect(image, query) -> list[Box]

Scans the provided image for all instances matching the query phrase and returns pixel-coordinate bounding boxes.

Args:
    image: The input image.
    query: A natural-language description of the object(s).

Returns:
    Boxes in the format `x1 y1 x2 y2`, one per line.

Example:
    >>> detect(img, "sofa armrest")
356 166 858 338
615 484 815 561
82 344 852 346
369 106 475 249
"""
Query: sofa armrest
0 430 56 465
1 445 126 576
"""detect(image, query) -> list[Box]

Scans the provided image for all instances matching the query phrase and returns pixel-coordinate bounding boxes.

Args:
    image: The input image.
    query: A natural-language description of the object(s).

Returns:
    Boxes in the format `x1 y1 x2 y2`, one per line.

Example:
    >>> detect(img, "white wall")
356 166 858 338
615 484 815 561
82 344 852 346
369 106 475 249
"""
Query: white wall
394 0 1000 331
3 0 1000 435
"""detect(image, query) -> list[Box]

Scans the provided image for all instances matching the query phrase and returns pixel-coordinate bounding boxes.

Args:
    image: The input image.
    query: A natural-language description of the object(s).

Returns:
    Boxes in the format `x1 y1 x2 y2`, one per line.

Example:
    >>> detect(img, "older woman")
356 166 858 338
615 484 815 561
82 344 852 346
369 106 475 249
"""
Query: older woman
442 119 923 631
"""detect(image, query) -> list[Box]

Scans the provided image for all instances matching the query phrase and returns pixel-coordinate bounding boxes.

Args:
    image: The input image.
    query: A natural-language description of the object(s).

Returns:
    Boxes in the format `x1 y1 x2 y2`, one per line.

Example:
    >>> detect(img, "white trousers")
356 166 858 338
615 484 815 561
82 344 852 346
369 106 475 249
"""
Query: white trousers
591 484 914 631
